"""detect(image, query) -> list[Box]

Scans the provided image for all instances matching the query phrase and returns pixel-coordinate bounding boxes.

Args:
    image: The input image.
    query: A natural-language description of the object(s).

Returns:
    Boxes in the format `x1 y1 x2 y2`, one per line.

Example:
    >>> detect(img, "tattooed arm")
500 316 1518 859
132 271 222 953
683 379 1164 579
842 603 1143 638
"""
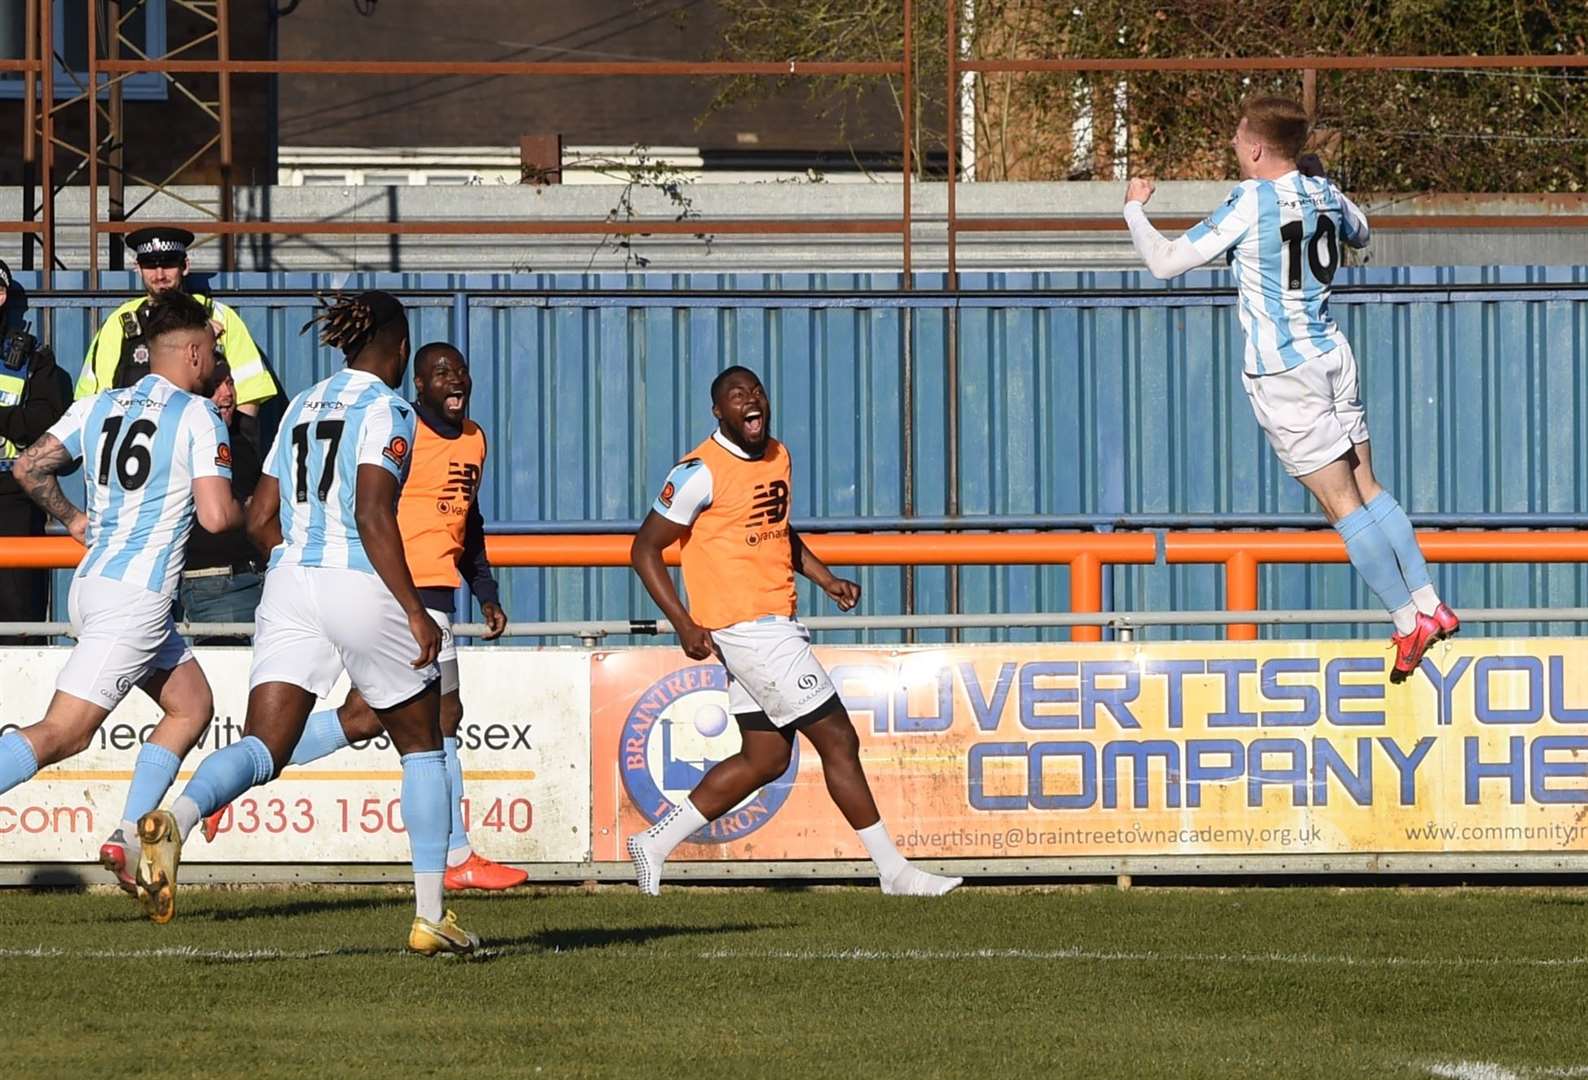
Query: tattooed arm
14 434 88 544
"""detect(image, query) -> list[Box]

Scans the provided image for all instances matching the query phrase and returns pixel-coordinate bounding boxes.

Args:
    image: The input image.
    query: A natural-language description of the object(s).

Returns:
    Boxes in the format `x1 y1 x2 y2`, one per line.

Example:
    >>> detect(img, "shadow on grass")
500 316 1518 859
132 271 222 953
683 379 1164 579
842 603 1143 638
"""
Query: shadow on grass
515 920 793 953
204 893 411 922
174 920 793 966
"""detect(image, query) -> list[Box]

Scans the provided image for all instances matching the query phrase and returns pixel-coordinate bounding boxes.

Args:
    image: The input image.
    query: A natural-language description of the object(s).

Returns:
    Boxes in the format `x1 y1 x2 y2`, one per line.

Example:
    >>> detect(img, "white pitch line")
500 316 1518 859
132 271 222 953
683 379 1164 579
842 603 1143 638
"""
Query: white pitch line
696 946 1588 969
0 945 342 961
3 943 1583 972
1426 1063 1588 1080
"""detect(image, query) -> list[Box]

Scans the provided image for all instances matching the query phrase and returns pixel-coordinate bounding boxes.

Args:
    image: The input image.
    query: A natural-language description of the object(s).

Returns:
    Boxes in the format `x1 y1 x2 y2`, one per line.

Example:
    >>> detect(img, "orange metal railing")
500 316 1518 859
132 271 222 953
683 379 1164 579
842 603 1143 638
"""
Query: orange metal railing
8 530 1586 643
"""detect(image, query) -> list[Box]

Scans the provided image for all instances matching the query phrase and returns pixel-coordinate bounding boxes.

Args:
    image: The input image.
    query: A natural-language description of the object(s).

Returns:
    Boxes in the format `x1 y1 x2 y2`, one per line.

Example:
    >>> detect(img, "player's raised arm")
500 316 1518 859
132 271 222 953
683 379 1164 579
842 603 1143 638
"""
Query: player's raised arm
1122 176 1255 280
1338 189 1371 249
630 510 714 660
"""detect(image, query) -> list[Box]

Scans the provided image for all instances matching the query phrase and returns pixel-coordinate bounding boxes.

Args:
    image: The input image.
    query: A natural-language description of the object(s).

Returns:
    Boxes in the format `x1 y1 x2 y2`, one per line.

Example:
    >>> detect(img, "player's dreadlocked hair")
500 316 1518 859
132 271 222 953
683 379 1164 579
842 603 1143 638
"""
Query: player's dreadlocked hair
300 290 407 360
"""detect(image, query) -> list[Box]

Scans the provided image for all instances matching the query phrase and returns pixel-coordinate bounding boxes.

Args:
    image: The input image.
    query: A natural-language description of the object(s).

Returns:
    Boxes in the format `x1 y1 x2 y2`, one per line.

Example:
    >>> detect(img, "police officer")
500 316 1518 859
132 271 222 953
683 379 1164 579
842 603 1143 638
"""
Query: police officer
76 226 277 414
0 258 71 644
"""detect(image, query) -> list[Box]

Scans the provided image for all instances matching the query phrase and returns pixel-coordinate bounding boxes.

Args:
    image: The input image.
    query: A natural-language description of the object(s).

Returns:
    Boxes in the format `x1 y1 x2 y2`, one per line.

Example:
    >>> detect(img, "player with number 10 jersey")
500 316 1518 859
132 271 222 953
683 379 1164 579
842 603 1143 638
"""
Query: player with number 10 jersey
1121 94 1458 682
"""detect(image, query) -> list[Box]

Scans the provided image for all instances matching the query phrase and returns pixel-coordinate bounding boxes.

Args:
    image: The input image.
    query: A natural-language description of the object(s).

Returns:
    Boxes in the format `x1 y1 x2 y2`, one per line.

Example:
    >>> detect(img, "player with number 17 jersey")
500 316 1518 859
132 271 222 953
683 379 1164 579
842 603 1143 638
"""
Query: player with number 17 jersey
246 364 437 708
265 368 416 572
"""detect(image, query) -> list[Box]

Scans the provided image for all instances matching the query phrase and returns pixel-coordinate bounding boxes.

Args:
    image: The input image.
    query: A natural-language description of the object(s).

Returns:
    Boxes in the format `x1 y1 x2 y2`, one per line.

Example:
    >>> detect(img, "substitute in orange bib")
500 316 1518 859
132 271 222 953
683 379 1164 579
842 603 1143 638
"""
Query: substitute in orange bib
202 342 524 890
628 365 961 898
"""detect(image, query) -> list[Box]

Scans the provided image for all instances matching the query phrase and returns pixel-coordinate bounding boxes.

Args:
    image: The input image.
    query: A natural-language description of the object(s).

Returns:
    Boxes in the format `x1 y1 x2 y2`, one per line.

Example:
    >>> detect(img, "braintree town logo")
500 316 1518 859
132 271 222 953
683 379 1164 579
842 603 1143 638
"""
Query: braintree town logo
619 663 798 842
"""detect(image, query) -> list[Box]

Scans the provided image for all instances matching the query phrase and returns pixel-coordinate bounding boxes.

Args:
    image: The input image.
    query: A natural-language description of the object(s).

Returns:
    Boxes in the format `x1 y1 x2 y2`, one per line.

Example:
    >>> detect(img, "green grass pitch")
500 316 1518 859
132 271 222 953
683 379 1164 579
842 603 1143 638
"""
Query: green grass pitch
0 884 1583 1079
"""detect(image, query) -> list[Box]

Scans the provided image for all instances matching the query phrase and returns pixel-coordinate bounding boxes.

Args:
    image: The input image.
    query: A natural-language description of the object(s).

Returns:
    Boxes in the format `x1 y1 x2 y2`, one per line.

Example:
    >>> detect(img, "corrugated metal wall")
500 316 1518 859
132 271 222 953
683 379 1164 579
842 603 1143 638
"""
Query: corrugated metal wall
16 266 1588 642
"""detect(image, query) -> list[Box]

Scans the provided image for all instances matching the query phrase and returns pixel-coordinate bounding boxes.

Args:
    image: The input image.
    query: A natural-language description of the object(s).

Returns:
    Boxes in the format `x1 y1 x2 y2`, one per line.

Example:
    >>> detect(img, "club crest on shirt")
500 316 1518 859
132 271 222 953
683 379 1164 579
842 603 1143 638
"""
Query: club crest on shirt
383 435 409 466
215 442 233 469
658 481 675 508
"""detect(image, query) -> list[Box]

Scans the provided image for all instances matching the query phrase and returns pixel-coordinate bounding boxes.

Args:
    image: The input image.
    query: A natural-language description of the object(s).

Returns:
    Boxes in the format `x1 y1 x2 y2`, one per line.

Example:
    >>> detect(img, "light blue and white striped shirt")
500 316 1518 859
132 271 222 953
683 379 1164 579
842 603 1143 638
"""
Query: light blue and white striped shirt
46 373 232 598
263 368 416 574
1126 172 1370 376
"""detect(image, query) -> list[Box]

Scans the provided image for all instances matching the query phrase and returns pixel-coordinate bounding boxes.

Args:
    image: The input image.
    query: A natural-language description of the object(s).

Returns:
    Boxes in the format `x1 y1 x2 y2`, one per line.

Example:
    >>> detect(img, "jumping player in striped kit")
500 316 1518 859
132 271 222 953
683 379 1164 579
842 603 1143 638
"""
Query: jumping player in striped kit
138 292 479 955
628 366 961 897
0 293 242 895
1121 94 1459 682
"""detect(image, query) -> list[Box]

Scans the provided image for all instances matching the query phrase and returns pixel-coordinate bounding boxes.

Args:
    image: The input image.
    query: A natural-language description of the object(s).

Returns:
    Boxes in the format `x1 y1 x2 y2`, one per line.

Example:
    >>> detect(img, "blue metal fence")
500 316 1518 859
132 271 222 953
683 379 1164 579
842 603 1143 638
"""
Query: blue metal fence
13 266 1588 642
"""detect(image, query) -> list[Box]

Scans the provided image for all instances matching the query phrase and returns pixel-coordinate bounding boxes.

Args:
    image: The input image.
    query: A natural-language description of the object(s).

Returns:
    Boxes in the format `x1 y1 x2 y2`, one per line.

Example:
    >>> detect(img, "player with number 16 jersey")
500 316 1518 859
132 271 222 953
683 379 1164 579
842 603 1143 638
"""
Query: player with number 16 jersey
0 292 242 901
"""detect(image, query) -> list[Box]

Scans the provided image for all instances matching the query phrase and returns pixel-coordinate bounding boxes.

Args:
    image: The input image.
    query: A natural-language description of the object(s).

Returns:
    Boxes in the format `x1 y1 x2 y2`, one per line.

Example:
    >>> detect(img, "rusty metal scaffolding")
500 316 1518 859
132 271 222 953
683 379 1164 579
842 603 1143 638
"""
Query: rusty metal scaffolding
6 0 1588 288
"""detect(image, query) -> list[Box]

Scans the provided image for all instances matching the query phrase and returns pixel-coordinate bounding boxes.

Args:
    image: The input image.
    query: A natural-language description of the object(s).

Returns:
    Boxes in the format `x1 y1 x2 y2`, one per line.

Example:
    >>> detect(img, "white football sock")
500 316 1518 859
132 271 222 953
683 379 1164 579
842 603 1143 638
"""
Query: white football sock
629 798 708 896
1391 602 1418 636
881 865 963 897
171 796 203 842
446 843 473 869
643 797 708 859
119 819 138 843
856 821 907 881
1411 584 1441 616
414 872 445 923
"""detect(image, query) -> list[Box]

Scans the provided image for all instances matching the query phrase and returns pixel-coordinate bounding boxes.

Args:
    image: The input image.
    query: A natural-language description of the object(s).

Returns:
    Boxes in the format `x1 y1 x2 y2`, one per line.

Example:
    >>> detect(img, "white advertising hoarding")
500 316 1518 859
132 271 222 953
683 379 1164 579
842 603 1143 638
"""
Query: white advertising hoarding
0 648 591 864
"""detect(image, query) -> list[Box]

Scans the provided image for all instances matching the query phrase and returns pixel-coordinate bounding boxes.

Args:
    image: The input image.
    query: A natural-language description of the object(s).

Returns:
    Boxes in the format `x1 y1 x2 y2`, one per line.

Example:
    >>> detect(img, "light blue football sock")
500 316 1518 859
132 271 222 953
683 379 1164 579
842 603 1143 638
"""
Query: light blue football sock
119 743 181 831
443 736 471 862
402 750 451 921
1366 491 1440 612
288 708 351 766
0 730 39 796
180 735 276 821
1336 505 1417 632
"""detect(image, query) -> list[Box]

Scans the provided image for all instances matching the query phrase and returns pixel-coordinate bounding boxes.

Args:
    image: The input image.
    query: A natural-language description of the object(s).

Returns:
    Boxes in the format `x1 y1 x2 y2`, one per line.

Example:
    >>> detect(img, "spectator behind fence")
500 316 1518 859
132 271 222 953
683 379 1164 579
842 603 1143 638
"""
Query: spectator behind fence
176 359 264 643
0 258 71 645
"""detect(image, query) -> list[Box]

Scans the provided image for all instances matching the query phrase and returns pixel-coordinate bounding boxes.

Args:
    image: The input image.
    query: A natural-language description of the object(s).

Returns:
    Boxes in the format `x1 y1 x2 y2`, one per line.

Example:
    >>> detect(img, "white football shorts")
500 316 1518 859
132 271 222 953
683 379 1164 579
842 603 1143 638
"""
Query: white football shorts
431 606 459 697
710 616 838 730
249 564 441 710
57 576 193 710
1243 340 1370 478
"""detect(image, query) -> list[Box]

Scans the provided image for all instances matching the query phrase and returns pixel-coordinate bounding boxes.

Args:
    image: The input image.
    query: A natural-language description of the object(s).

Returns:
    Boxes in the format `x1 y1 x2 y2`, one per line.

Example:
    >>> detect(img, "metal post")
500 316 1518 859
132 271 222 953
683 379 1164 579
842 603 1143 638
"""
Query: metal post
1226 551 1259 641
22 0 37 271
901 306 915 635
945 0 957 288
945 305 960 638
1303 68 1317 122
217 0 234 272
40 0 54 285
88 0 100 280
943 0 961 638
899 0 915 639
107 0 123 271
900 0 912 282
1070 552 1102 644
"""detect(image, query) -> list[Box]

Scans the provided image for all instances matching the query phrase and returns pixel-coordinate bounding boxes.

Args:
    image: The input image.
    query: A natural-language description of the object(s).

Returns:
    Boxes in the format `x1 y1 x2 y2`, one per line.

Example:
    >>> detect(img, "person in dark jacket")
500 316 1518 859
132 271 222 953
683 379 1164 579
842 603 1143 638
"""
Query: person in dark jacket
0 258 71 645
175 358 264 644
